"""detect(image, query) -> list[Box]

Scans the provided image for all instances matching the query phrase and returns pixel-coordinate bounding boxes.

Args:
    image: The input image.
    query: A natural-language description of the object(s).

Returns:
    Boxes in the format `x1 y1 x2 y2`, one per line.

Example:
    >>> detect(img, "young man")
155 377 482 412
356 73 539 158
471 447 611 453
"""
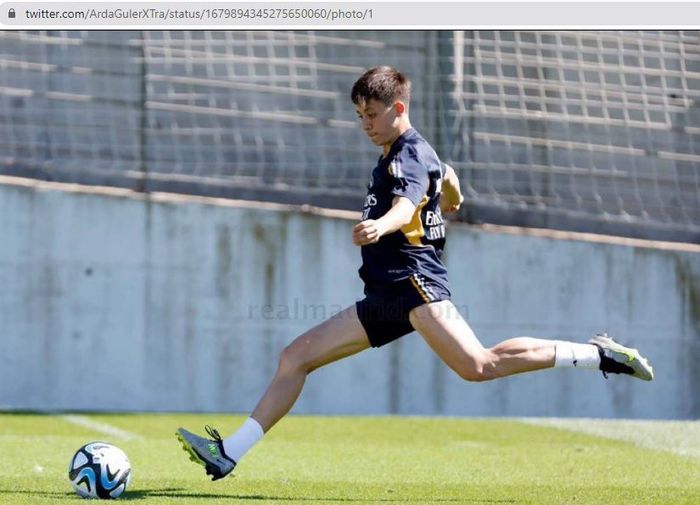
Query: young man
176 66 654 481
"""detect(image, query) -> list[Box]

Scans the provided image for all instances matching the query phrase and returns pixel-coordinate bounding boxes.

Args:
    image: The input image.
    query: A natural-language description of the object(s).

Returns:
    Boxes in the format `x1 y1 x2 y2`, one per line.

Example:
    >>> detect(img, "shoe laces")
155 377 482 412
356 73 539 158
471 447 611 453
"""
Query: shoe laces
205 425 223 442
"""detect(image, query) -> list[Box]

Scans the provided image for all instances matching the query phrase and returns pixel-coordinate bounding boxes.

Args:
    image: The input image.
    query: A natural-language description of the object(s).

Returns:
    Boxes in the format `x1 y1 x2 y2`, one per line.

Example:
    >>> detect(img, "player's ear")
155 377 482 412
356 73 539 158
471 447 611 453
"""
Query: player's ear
394 101 406 115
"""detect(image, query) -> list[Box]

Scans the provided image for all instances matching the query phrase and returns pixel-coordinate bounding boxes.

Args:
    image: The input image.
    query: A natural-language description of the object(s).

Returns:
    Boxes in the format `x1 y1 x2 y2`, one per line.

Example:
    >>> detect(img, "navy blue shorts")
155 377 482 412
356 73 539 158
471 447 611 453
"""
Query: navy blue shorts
356 273 451 348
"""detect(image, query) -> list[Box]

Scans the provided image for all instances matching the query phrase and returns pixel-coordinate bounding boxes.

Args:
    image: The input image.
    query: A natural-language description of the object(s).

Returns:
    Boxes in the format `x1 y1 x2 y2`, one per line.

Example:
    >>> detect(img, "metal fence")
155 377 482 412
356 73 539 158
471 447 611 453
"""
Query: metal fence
1 30 699 241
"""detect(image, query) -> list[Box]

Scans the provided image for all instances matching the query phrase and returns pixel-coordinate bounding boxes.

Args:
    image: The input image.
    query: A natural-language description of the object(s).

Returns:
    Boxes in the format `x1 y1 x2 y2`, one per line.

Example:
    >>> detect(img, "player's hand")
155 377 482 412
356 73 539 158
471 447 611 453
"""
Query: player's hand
352 220 385 246
439 193 464 214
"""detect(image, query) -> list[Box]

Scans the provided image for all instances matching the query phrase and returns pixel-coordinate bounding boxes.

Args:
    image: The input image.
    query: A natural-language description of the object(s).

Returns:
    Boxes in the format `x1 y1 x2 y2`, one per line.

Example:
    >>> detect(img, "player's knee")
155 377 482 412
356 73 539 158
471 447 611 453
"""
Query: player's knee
277 344 309 375
455 354 498 382
456 367 489 382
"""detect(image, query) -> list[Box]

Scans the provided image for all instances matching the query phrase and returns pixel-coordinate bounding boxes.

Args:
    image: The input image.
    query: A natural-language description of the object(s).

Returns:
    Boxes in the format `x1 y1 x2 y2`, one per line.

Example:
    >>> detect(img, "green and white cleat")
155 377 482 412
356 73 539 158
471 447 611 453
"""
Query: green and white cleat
176 426 236 481
588 333 654 381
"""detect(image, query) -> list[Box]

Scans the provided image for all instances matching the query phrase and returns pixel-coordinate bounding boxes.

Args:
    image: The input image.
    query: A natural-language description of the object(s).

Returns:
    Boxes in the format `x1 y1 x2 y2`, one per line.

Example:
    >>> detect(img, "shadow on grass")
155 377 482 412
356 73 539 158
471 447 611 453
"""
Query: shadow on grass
0 488 515 503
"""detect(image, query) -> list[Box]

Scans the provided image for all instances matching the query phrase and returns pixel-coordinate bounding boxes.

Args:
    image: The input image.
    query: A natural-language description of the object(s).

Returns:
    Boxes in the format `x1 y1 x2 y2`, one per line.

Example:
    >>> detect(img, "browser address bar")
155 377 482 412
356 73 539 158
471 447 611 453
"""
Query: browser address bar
1 2 700 28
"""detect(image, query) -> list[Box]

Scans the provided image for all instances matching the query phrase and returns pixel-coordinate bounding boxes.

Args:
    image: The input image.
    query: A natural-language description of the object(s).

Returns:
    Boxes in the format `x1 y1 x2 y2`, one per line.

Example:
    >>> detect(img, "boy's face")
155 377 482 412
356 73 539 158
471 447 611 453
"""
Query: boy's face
355 98 403 148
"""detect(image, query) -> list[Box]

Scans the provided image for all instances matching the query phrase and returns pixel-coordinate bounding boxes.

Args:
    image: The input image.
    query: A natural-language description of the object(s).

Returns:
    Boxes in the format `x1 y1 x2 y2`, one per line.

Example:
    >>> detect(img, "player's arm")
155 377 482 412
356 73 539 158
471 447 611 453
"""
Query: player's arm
352 196 415 246
440 163 464 214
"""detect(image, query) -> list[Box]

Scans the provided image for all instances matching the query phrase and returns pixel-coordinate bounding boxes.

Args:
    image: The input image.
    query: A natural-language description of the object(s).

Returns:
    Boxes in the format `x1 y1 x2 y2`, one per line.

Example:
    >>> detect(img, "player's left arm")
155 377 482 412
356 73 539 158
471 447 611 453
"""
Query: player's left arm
353 196 415 246
439 163 464 214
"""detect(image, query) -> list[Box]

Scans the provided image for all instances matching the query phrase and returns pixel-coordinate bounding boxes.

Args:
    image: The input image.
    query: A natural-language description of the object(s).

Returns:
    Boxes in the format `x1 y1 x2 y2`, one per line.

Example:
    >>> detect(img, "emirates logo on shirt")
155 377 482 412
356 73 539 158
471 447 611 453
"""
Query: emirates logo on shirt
425 210 446 240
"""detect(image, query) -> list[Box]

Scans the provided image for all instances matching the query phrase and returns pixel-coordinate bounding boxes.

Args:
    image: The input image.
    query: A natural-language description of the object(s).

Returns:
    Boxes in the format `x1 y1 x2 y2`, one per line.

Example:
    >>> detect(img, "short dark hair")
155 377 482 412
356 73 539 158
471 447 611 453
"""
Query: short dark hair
351 66 411 107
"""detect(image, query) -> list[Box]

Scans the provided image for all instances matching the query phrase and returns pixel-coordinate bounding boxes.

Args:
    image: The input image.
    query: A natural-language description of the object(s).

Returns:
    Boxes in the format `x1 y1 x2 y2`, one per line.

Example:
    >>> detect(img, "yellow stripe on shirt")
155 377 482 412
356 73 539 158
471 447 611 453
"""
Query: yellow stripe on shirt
400 195 430 246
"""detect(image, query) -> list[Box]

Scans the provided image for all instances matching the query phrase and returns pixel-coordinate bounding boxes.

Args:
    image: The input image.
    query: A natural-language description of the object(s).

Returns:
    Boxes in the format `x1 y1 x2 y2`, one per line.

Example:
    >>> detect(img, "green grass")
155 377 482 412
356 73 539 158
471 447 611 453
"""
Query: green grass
1 413 699 504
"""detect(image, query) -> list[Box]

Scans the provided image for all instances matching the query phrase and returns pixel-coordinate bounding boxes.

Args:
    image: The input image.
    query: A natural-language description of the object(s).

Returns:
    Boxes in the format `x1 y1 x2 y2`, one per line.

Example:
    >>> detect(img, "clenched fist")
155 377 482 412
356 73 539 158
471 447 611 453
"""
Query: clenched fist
353 219 385 246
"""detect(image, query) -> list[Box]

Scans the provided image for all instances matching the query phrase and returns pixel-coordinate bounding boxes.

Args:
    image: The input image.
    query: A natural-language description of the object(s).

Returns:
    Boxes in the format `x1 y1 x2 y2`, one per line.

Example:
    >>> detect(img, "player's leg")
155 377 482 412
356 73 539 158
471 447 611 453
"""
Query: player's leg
410 300 653 382
250 304 371 431
176 305 371 480
409 301 556 381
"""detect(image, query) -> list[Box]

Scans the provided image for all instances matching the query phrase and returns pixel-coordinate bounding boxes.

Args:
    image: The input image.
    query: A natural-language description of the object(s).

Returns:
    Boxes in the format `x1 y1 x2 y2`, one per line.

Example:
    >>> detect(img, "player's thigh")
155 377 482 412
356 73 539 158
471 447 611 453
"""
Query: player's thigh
409 300 488 377
282 304 371 373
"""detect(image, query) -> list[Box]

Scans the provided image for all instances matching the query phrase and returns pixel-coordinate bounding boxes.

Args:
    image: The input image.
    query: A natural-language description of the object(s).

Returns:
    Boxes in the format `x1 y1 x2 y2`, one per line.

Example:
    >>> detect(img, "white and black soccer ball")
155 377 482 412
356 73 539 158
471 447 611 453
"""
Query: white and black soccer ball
68 442 132 499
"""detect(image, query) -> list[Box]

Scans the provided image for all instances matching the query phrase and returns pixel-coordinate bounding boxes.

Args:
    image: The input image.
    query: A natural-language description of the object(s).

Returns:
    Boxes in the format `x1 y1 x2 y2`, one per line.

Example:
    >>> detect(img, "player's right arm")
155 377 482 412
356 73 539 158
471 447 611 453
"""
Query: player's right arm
352 196 415 246
440 163 464 214
353 145 427 246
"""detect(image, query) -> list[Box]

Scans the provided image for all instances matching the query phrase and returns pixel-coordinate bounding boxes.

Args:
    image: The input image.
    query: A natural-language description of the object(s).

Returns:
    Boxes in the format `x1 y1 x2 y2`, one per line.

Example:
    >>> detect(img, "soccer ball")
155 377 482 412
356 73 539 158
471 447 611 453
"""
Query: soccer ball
68 442 132 499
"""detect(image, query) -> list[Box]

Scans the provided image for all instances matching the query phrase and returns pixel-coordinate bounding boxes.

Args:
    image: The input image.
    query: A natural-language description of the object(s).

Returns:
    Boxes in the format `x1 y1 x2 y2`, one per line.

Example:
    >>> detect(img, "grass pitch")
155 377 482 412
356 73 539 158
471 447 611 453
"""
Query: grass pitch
1 413 699 504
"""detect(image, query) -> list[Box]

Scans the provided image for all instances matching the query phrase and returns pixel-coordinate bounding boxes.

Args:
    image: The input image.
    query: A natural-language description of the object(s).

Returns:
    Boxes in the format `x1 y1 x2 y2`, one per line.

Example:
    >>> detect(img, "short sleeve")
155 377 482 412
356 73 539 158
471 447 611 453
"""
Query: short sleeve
389 146 429 207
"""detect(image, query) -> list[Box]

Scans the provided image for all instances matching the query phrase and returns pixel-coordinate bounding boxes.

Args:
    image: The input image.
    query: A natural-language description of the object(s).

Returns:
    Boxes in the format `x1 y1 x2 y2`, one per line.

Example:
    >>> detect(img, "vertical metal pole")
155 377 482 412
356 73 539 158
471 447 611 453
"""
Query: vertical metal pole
137 31 148 193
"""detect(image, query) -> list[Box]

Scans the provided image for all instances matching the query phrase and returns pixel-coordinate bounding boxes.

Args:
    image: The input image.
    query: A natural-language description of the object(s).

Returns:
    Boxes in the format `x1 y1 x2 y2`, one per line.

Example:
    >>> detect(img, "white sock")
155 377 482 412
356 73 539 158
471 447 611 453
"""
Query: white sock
554 341 601 369
222 417 264 463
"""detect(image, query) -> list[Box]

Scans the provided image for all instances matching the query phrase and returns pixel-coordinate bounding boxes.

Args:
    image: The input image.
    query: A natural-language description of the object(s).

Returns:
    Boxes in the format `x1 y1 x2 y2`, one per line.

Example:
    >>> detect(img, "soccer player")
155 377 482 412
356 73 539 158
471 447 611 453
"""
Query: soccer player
176 66 654 480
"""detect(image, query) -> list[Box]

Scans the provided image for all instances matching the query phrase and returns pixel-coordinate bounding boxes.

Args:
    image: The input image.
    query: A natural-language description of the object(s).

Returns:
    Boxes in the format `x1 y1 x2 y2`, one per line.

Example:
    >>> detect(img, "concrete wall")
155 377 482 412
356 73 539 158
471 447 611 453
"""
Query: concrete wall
2 177 699 419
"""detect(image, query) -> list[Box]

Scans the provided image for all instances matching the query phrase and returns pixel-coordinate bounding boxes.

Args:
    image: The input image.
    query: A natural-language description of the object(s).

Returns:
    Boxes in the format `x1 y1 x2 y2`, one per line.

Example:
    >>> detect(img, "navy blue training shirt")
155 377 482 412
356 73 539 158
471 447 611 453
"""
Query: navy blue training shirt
358 128 449 287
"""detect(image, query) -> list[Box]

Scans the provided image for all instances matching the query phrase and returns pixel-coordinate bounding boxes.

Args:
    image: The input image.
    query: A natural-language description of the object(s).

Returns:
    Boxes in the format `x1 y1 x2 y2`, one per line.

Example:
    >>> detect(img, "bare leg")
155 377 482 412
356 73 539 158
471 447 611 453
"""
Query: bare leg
251 305 371 432
410 300 555 382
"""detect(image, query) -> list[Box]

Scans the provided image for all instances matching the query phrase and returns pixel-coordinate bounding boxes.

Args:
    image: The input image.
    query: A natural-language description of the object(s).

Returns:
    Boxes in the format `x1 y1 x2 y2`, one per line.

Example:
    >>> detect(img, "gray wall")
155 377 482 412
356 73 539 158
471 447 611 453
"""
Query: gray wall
2 178 699 418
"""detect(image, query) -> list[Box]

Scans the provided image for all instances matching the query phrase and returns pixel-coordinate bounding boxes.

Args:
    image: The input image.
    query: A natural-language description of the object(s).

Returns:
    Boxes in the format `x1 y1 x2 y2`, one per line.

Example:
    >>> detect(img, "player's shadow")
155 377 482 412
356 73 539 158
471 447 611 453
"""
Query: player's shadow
125 489 516 503
0 488 514 503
